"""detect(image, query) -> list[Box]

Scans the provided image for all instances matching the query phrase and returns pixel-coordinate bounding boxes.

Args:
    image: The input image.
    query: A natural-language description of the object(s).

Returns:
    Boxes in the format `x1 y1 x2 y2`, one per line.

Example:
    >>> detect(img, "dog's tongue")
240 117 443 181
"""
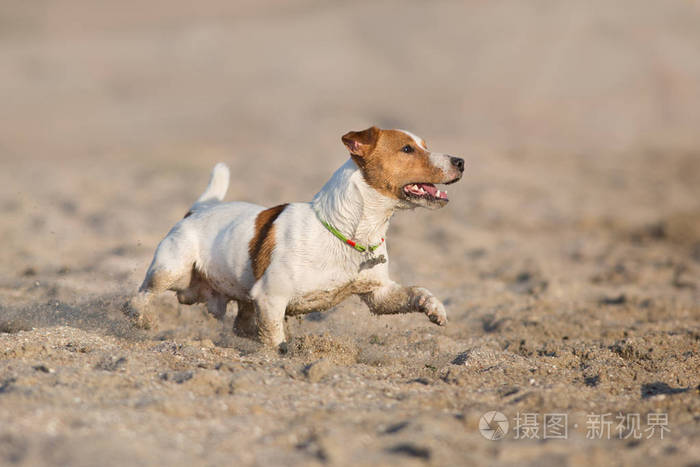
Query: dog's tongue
418 183 437 196
417 183 448 199
405 183 448 199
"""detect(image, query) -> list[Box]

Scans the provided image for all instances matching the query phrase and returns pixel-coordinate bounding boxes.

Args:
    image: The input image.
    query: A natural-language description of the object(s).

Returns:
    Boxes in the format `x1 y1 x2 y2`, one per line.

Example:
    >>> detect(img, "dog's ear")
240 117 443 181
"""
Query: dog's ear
342 126 379 158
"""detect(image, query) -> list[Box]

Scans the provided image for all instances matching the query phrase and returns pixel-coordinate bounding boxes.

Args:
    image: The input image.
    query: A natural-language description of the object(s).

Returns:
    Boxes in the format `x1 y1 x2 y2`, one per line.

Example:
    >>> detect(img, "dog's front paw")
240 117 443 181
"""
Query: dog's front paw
413 288 447 326
424 298 447 326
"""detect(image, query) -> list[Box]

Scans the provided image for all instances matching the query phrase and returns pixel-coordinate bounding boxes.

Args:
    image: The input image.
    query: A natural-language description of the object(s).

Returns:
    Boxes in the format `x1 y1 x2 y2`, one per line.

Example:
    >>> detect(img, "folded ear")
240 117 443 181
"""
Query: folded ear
341 126 379 158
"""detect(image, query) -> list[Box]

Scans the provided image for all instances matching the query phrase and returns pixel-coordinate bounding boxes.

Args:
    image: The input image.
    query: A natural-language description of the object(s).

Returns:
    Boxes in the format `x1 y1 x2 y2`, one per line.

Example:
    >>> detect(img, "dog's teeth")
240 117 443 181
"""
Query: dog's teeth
436 190 441 197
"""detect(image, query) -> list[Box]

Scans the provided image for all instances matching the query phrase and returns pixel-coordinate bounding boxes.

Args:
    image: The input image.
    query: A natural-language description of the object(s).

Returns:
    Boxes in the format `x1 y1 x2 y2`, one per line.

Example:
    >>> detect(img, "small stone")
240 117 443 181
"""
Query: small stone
33 364 53 373
172 371 193 383
161 371 193 384
21 267 37 277
94 355 127 372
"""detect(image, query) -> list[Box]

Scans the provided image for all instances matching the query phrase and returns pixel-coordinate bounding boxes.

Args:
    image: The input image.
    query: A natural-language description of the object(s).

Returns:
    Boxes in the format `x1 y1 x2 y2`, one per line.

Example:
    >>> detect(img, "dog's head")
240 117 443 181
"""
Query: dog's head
342 126 464 209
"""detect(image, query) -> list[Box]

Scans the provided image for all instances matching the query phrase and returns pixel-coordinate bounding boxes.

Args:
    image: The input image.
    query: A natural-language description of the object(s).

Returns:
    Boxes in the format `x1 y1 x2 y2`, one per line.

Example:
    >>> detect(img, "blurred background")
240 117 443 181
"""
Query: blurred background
1 0 699 274
2 0 700 269
0 1 699 465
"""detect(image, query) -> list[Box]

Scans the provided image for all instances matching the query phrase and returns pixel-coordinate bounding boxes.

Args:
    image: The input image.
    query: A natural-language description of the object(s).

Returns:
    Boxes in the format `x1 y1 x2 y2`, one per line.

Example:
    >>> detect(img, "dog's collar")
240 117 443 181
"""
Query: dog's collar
315 211 384 253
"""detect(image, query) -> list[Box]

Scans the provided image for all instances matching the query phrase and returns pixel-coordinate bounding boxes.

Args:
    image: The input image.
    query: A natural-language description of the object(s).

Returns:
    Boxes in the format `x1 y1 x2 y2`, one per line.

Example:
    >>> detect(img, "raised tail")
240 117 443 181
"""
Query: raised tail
185 163 230 217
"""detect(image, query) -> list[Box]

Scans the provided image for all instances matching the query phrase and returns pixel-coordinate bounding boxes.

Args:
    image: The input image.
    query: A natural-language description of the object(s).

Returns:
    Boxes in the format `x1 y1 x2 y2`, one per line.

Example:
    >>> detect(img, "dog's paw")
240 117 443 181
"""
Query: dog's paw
121 296 158 330
233 318 258 338
424 298 447 326
413 288 447 326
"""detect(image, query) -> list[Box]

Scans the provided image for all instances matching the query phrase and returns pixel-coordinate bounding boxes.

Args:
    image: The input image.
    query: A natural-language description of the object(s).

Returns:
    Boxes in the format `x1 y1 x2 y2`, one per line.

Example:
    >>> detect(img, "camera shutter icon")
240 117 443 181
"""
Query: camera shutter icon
479 411 509 440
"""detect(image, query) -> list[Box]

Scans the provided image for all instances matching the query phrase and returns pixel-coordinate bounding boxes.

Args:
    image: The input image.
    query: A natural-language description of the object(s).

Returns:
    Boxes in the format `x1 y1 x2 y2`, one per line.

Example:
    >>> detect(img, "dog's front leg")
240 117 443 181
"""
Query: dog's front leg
360 282 447 325
254 295 288 350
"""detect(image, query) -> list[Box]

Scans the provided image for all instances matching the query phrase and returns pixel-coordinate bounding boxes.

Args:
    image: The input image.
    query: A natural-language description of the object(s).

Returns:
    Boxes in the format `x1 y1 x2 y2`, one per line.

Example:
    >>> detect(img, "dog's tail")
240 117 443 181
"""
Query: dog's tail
185 162 230 217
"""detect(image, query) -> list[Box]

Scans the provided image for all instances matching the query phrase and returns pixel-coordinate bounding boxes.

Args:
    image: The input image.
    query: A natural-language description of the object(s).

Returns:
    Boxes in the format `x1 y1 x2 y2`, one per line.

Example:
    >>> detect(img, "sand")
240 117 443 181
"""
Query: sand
1 1 699 465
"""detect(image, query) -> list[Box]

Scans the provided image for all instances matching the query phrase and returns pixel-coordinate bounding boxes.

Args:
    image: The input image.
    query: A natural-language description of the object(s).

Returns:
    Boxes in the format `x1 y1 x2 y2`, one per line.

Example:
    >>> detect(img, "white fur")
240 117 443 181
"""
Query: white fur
429 152 454 174
129 132 462 348
195 162 229 205
398 129 427 149
312 159 395 247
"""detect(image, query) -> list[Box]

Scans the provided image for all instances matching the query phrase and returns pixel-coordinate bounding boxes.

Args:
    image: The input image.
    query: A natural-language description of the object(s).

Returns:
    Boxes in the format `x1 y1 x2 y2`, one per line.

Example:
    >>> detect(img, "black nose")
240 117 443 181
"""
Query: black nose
450 156 464 172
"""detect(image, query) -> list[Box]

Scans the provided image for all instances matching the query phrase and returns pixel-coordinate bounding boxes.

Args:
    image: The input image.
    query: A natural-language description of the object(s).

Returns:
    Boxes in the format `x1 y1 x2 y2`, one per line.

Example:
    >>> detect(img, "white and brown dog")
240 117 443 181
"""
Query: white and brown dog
125 127 464 349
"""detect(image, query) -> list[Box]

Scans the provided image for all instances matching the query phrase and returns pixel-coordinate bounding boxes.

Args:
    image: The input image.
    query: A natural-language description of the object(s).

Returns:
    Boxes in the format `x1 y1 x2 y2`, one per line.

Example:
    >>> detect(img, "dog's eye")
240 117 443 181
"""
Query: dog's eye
402 145 414 153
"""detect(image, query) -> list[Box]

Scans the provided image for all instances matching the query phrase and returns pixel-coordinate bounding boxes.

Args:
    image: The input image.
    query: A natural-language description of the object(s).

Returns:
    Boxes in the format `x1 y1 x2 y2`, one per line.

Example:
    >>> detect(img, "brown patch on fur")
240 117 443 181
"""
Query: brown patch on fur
248 204 288 280
342 126 380 159
342 127 444 199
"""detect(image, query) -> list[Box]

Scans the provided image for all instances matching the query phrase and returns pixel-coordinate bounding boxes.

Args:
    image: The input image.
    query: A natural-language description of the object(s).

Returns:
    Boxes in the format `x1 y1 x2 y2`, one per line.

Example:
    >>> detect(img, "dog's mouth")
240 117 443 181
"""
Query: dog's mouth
402 182 449 208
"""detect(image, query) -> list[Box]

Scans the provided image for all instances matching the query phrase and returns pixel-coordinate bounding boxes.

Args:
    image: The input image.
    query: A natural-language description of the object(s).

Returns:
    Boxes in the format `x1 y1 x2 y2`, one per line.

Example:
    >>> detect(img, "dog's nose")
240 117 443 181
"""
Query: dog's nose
450 156 465 172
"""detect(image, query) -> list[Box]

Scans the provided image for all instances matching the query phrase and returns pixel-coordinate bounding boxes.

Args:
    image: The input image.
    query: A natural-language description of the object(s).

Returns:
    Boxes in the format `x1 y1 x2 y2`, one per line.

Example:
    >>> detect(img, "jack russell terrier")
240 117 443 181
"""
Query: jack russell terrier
124 126 464 350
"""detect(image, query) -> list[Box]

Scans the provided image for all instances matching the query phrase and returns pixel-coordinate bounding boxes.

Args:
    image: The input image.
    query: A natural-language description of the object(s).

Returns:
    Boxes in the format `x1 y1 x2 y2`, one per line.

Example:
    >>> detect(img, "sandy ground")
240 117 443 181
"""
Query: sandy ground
1 1 699 465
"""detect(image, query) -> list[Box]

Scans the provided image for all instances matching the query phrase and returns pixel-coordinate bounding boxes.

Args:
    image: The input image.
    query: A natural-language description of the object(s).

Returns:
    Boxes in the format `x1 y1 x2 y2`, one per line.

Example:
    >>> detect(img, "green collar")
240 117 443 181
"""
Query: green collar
315 212 384 253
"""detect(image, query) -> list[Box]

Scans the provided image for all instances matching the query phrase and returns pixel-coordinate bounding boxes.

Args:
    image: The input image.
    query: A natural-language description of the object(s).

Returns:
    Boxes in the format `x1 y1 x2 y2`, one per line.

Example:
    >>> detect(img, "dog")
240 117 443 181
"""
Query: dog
124 126 464 350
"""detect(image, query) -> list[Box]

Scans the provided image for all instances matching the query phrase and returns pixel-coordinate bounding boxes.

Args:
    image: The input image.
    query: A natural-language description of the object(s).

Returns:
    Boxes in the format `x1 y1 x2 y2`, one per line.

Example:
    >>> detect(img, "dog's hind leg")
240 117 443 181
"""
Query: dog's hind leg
176 267 209 305
206 292 228 320
123 232 196 329
123 268 189 330
176 268 229 320
122 292 157 329
233 300 257 337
